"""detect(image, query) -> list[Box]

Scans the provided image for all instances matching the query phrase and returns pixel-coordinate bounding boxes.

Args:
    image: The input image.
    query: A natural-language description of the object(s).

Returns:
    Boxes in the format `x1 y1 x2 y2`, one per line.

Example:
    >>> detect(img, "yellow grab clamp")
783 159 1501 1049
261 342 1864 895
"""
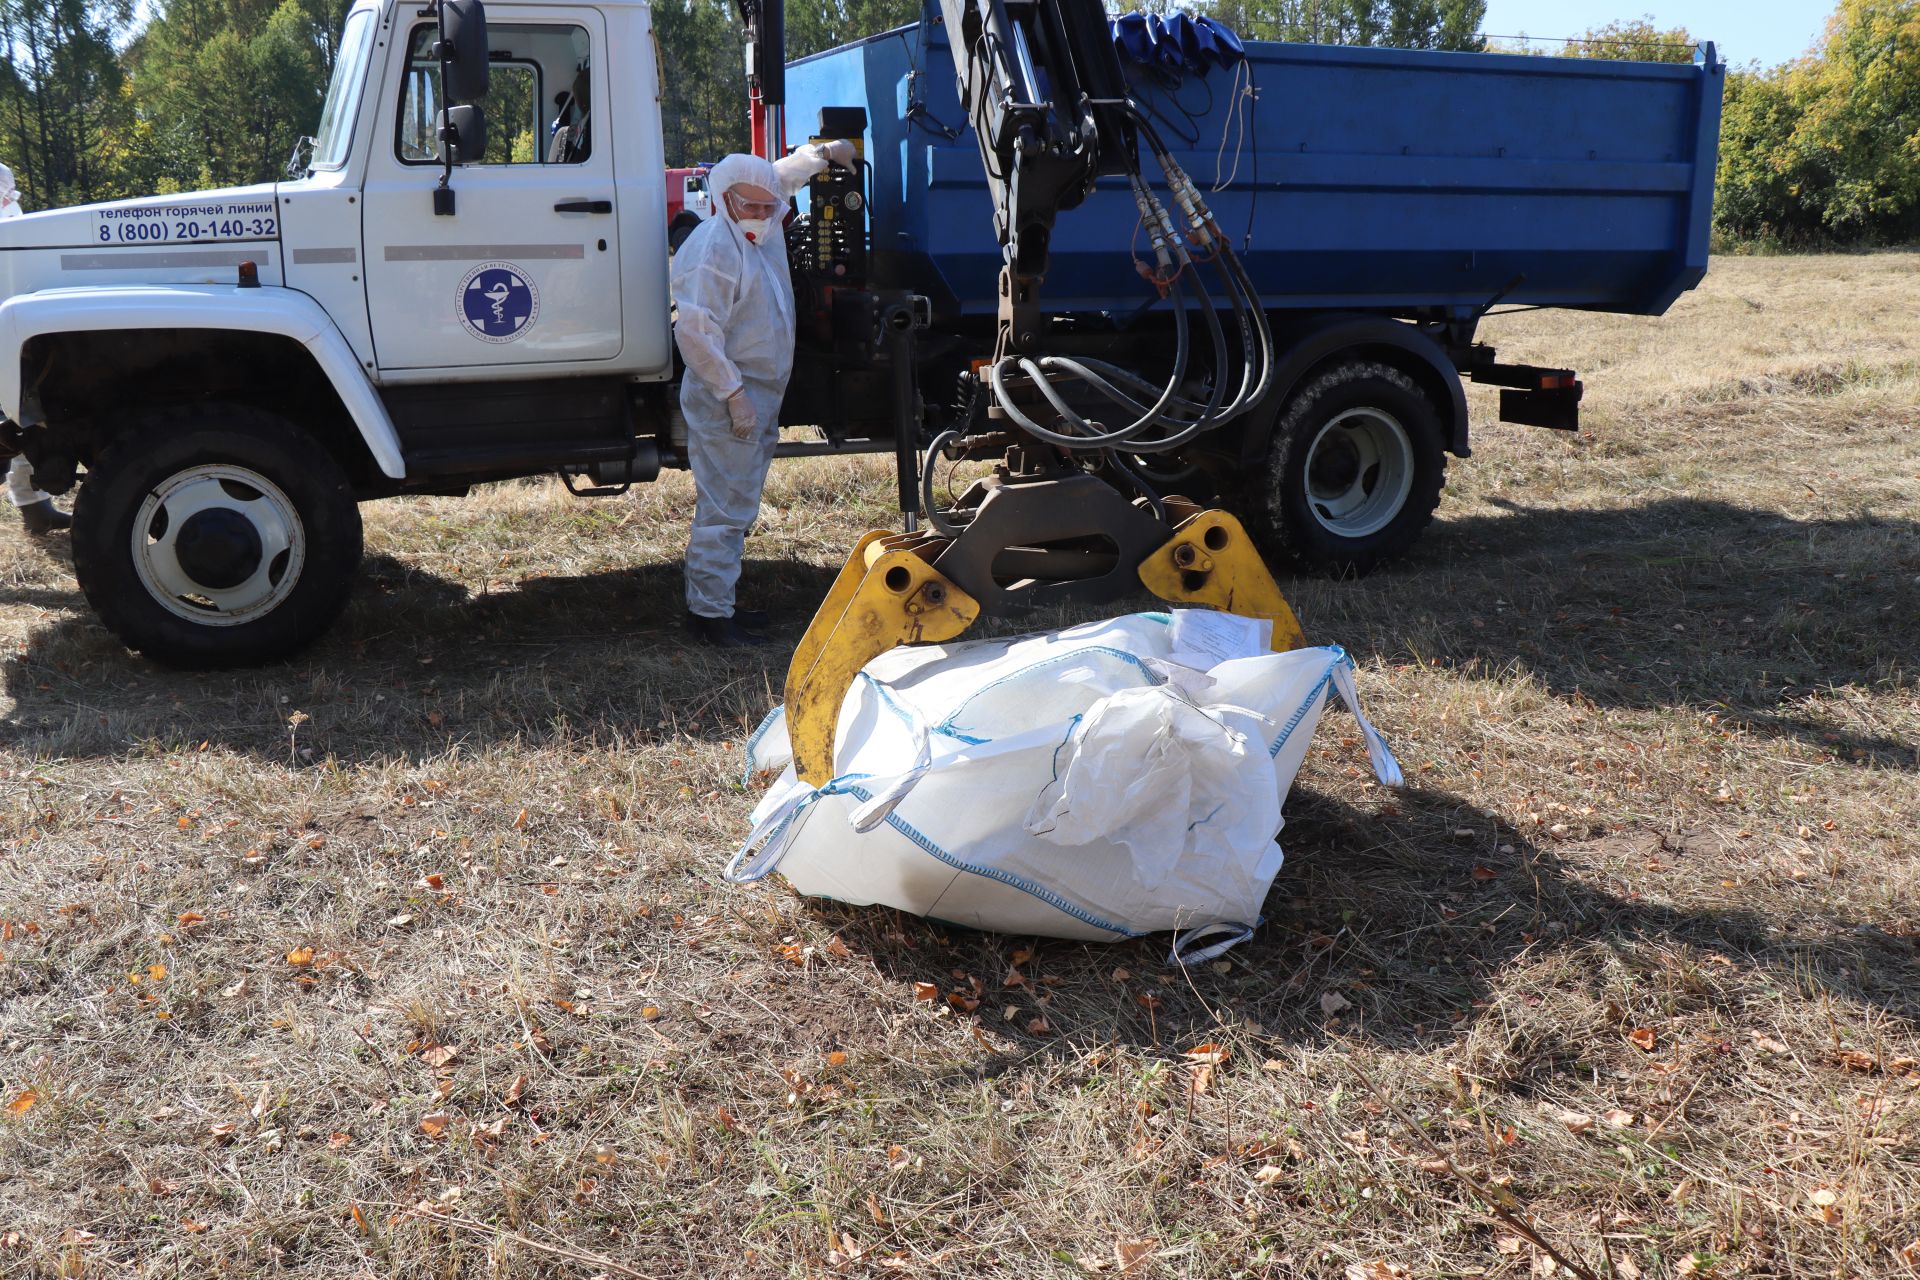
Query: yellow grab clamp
1136 509 1307 652
784 537 980 787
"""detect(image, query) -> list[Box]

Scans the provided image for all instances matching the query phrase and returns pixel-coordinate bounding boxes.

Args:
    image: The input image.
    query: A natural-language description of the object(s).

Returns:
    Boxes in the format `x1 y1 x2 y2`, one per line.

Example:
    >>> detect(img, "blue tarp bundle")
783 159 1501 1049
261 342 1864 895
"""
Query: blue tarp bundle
1108 12 1245 74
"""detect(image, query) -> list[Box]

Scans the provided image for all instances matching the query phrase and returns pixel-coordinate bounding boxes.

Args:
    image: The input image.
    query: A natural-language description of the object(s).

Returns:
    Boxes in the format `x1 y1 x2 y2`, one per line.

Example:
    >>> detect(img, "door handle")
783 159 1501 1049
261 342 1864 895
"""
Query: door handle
554 198 612 214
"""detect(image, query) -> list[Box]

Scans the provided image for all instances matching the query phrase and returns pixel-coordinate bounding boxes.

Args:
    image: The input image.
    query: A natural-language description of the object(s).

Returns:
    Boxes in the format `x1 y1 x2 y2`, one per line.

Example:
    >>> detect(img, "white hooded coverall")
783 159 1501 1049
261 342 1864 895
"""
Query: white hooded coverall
669 146 834 619
0 161 47 511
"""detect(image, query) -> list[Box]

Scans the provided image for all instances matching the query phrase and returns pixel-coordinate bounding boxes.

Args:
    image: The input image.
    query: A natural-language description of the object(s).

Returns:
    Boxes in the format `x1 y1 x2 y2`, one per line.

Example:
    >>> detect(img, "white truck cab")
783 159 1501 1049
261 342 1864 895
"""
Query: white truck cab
0 0 685 666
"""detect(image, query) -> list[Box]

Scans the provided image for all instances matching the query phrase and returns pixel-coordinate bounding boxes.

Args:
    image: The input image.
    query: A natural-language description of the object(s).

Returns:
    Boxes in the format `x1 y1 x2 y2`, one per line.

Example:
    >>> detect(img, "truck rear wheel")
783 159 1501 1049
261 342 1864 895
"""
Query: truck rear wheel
71 406 363 668
668 211 701 253
1248 361 1446 575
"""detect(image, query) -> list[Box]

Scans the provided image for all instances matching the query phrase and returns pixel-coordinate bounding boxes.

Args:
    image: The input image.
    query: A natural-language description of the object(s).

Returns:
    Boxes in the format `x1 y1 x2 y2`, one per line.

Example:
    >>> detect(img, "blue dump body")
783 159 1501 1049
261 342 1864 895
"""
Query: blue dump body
785 16 1725 320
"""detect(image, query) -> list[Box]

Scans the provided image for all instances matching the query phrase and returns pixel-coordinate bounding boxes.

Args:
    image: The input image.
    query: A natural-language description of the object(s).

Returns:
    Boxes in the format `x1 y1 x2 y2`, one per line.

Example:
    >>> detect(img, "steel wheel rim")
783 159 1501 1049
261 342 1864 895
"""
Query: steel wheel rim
131 464 305 626
1303 407 1415 539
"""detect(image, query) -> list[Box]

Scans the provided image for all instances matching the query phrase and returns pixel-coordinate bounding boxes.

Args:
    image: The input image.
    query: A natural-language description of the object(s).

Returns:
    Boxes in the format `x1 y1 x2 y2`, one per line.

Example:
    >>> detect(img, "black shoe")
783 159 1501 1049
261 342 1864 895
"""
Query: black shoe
19 499 70 536
733 606 771 632
685 611 767 647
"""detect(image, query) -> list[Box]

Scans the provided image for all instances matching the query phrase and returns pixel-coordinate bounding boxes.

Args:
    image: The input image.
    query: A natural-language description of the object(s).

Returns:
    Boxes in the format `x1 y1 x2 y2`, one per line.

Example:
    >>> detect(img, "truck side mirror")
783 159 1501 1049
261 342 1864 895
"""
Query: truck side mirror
439 104 488 165
438 0 490 103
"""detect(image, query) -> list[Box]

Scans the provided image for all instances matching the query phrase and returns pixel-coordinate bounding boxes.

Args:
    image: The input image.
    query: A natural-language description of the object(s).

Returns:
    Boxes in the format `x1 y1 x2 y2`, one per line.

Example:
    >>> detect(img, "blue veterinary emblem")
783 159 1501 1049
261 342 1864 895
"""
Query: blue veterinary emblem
458 263 540 342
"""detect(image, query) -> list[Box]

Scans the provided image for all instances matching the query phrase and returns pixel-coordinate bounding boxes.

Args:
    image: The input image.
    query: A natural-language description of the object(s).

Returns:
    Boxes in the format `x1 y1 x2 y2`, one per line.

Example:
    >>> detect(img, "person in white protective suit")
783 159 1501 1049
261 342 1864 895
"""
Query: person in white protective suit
669 140 854 646
0 161 68 537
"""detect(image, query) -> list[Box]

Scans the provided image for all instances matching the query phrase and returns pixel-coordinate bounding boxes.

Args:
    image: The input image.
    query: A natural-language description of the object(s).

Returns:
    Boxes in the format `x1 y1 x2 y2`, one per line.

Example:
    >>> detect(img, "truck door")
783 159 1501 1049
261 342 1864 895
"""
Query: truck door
361 9 621 372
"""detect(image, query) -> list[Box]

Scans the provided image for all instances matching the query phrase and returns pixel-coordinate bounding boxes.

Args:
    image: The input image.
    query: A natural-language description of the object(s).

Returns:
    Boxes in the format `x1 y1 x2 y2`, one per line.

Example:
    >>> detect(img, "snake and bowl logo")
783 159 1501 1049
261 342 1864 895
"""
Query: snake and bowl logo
457 261 540 343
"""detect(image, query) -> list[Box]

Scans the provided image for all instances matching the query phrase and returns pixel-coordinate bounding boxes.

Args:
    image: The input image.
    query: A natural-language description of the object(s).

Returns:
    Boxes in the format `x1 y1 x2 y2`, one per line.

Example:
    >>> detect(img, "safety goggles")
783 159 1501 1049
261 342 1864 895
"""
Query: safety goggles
726 193 782 219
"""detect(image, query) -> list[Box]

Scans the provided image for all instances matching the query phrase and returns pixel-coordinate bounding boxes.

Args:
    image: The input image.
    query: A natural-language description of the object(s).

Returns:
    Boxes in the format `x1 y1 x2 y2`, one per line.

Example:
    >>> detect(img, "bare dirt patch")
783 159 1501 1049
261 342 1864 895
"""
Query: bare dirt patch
3 253 1918 1278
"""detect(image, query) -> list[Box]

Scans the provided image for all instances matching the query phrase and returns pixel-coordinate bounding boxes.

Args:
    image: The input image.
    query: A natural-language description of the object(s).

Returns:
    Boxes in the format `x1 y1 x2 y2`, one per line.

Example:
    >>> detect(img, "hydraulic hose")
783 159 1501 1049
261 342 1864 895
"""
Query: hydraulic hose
920 428 966 538
966 89 1281 503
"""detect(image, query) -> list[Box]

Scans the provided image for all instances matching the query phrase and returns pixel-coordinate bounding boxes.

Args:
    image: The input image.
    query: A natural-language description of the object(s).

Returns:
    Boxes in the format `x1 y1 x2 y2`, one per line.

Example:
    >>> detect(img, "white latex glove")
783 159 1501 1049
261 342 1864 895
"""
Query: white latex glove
823 139 856 169
726 389 757 440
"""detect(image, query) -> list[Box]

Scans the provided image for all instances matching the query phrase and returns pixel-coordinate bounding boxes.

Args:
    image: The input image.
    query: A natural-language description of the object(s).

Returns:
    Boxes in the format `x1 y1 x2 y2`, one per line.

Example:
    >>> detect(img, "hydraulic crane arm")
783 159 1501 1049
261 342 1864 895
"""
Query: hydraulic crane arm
934 0 1134 355
777 0 1305 787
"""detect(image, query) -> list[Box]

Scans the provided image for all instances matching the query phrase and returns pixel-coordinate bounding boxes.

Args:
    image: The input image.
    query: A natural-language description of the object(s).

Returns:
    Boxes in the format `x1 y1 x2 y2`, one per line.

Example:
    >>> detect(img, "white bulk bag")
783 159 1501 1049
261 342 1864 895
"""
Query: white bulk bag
728 612 1401 961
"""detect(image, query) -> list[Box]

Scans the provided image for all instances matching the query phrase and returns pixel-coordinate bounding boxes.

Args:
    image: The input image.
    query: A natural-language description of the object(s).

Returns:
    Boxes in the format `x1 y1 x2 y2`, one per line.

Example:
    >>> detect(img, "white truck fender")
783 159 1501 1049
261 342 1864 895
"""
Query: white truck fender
0 283 406 480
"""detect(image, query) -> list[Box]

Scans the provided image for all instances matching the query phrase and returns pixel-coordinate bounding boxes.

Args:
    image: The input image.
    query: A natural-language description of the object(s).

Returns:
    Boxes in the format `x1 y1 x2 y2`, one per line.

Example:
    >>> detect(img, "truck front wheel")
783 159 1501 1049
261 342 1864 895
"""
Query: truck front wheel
1249 361 1446 575
71 406 363 668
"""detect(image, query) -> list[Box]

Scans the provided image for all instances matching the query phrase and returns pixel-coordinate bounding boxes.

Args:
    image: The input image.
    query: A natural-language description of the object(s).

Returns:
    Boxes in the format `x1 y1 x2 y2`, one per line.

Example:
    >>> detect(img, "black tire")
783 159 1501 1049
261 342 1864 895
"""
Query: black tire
1245 360 1447 576
71 405 363 668
668 211 701 253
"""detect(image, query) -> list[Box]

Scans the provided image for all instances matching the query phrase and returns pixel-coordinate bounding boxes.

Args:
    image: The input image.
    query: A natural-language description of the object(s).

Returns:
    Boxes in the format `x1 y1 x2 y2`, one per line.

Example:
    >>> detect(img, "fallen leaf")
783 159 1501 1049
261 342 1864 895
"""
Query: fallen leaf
1183 1043 1230 1066
420 1044 458 1068
1115 1238 1158 1273
327 1132 352 1149
1253 1164 1286 1184
7 1089 38 1114
1495 1236 1525 1255
1417 1158 1450 1173
208 1121 238 1143
827 1051 848 1066
386 914 414 928
641 1005 661 1020
1344 1263 1411 1280
513 808 529 829
176 911 206 926
1557 1108 1595 1135
147 963 167 982
1026 1017 1052 1035
419 1112 451 1139
1135 993 1162 1011
502 1074 530 1107
1750 1031 1790 1054
1614 1253 1642 1280
912 982 939 1002
1628 1027 1656 1052
1470 865 1498 881
887 1144 910 1170
1320 990 1352 1016
1111 967 1132 981
1601 1109 1636 1129
1833 1049 1877 1073
286 947 315 966
716 1106 741 1133
179 1218 208 1234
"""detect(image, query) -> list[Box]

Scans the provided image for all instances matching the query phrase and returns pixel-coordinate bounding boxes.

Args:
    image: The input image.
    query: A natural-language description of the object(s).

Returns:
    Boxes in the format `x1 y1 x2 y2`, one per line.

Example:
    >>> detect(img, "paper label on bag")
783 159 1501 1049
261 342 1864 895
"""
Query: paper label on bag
1168 610 1271 671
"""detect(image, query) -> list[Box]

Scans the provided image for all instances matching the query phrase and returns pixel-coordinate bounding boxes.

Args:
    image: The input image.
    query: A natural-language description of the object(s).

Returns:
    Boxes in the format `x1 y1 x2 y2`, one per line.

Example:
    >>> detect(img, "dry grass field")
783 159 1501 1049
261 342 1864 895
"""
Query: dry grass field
2 252 1917 1280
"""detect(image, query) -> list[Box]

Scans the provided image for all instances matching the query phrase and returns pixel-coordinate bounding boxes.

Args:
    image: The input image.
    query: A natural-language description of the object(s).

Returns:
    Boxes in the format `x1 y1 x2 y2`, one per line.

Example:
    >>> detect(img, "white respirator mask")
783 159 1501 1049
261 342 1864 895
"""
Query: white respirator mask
725 188 780 246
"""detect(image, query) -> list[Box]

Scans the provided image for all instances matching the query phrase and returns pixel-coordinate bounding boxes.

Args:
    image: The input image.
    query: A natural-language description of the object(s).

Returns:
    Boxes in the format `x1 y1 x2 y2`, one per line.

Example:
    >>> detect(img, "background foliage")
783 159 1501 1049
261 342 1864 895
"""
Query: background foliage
3 0 1916 247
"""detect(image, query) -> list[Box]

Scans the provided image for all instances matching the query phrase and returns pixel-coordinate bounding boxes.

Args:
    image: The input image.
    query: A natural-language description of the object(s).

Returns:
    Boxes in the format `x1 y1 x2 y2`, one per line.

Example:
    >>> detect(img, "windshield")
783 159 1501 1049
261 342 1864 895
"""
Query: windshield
311 9 378 170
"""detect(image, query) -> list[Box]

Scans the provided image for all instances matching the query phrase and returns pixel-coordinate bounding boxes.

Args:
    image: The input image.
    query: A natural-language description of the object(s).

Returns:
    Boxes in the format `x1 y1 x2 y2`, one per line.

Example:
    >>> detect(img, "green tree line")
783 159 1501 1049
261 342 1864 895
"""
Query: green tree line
4 0 1916 247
